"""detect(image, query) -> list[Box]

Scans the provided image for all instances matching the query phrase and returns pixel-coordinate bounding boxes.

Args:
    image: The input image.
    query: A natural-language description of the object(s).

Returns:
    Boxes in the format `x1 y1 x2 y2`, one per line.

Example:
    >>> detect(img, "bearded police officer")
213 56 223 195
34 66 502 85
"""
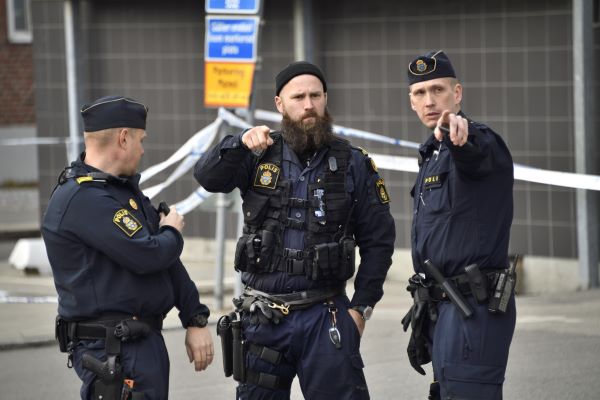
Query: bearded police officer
42 96 214 399
194 61 395 399
401 51 516 399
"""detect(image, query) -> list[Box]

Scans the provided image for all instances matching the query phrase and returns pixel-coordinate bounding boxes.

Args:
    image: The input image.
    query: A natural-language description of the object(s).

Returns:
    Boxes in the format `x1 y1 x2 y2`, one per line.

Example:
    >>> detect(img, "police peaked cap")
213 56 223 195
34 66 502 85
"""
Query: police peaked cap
275 61 327 95
407 50 457 85
81 96 148 132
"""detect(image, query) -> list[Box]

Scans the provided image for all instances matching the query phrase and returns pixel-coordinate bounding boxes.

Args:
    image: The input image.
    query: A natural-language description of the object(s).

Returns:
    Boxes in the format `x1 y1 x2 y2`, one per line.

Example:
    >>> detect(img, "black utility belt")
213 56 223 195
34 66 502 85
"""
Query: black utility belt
55 314 163 352
240 286 345 313
428 270 502 302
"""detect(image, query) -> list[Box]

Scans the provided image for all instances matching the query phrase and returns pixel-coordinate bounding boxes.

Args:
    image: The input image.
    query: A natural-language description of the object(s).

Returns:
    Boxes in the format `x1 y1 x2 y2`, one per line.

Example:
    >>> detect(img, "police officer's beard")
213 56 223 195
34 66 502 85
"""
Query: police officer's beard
281 109 335 162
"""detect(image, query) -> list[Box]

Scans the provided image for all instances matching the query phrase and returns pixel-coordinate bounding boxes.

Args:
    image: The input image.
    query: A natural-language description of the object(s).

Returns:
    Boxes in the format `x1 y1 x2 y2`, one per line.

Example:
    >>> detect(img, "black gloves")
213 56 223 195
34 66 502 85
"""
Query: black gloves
401 276 437 375
248 299 286 325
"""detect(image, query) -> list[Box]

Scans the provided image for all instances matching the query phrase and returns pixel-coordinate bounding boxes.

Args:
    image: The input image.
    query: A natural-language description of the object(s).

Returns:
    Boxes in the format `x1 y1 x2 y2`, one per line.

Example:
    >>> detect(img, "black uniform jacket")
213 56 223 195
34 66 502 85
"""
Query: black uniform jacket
42 155 209 325
411 112 514 277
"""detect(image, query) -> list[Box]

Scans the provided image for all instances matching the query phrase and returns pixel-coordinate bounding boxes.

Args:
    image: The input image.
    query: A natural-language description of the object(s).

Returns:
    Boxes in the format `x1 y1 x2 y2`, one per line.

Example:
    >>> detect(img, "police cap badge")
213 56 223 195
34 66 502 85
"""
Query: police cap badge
407 50 456 86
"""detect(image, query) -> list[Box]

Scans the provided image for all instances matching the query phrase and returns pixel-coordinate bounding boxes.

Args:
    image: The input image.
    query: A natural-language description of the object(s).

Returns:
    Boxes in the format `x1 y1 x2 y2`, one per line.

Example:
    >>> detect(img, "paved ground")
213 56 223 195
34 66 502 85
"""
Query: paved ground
0 255 599 399
0 186 599 399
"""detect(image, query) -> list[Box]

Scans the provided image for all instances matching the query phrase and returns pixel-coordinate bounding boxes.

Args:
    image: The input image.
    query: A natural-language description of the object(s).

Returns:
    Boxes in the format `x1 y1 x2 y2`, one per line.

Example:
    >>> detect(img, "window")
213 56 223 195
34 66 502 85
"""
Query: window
6 0 32 43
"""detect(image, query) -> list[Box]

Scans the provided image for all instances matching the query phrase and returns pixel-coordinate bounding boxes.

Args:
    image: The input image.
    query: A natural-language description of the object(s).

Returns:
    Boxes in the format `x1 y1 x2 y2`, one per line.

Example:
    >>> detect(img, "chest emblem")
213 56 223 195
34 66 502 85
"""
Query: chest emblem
129 198 138 210
423 174 445 190
375 178 390 204
113 209 142 237
254 163 280 189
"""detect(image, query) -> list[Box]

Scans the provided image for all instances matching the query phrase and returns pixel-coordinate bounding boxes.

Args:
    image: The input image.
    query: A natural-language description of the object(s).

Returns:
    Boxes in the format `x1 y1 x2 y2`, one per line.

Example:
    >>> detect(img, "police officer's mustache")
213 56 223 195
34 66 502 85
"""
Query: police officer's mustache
301 110 319 121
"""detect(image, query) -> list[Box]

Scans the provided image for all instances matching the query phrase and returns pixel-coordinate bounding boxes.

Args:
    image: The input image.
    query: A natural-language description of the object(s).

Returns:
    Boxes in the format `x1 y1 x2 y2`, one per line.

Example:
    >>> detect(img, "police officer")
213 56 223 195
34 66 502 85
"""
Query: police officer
42 96 214 400
194 61 395 399
402 51 516 399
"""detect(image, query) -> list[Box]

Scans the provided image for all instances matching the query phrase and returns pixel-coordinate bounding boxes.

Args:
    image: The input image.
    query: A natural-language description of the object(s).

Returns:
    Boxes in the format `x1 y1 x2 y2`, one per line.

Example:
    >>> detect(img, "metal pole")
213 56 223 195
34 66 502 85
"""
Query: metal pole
573 0 598 289
234 197 244 297
64 0 79 163
214 191 228 310
293 0 305 61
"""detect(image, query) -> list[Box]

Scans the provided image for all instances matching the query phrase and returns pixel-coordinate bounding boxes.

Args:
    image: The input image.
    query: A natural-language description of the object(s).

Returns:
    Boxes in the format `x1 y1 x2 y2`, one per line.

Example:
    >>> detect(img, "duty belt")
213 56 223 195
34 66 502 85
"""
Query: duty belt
65 314 163 341
243 286 345 311
429 269 504 302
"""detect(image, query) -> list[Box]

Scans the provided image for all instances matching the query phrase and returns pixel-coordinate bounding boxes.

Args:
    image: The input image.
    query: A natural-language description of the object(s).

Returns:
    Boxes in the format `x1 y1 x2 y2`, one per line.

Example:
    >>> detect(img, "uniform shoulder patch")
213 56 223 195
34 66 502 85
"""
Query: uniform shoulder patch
375 178 390 204
254 163 280 189
113 209 142 237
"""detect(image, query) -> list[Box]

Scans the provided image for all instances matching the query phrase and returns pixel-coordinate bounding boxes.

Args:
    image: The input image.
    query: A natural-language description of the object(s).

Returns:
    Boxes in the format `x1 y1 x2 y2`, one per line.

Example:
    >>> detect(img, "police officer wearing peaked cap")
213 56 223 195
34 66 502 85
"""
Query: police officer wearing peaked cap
402 51 516 399
42 96 214 400
194 61 396 399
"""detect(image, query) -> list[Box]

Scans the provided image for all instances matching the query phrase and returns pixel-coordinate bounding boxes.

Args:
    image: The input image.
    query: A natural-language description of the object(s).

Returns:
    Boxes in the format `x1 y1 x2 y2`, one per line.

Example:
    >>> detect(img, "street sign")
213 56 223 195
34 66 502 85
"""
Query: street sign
204 62 255 108
205 16 259 62
205 0 261 14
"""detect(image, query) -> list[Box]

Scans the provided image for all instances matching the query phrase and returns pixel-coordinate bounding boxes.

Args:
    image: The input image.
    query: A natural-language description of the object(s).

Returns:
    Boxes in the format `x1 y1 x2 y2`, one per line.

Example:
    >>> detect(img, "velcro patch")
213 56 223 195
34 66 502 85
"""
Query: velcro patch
254 163 280 189
423 173 446 190
113 209 142 237
375 178 390 204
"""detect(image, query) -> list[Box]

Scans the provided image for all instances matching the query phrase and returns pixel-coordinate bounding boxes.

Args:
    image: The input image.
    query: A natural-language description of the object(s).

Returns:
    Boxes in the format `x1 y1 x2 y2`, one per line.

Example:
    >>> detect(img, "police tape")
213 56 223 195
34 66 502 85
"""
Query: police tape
0 137 77 146
0 294 58 304
9 108 595 216
137 107 600 215
369 154 600 191
141 110 252 212
140 118 222 186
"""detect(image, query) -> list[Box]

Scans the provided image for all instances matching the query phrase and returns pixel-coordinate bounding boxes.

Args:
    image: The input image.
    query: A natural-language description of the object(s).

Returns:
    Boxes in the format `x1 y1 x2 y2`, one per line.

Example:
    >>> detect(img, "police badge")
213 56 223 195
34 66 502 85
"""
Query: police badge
113 209 142 237
254 163 280 189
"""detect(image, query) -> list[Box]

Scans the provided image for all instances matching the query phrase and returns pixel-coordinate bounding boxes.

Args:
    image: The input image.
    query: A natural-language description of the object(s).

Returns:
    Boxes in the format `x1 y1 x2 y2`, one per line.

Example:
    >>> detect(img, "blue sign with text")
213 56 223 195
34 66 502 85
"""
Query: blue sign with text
206 0 260 14
205 16 259 62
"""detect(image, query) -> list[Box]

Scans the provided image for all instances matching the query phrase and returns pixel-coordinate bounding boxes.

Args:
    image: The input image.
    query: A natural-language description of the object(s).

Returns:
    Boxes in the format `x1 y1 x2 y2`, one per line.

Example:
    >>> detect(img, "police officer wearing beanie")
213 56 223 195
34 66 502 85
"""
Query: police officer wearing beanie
42 96 214 399
194 62 395 399
402 51 516 399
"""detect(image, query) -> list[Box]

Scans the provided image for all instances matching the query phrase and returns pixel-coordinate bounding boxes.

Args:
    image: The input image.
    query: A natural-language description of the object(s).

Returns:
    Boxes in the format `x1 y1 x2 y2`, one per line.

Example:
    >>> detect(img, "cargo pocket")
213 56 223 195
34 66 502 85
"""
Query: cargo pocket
242 191 270 225
443 362 504 400
349 353 369 396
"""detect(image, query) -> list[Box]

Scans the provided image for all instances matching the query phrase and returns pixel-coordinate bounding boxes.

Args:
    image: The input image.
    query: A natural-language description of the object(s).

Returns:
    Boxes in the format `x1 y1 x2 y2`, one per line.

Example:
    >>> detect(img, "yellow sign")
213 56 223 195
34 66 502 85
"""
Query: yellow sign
205 62 255 108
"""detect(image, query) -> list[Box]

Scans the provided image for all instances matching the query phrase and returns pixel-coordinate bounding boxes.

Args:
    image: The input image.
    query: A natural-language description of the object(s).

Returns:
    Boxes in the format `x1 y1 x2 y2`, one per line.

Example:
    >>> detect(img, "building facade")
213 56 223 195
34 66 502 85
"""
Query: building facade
30 0 599 278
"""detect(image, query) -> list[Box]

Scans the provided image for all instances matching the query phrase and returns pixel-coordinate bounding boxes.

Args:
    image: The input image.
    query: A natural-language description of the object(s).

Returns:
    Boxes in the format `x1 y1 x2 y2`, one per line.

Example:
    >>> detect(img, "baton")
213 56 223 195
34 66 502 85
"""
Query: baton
423 259 474 319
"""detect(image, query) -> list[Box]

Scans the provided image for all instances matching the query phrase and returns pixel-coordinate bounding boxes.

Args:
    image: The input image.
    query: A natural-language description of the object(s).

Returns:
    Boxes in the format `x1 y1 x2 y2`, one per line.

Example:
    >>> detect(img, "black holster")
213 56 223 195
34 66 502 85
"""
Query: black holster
231 317 246 382
56 315 155 400
55 315 73 353
83 329 124 400
217 313 235 377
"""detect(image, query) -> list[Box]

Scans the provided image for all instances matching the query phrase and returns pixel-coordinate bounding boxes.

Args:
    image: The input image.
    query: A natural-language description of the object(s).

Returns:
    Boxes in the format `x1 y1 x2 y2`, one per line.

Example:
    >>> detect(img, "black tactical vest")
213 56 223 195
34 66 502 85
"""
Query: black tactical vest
234 133 356 281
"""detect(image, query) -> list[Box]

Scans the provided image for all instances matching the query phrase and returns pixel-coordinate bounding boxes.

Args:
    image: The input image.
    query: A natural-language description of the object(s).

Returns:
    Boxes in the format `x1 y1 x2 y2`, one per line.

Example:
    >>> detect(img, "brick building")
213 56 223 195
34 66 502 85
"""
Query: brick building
0 0 37 184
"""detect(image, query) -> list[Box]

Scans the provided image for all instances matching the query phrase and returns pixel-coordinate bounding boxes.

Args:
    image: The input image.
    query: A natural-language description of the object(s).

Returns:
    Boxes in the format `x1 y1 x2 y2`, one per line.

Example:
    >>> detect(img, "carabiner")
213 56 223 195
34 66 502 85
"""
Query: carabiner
268 302 290 315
